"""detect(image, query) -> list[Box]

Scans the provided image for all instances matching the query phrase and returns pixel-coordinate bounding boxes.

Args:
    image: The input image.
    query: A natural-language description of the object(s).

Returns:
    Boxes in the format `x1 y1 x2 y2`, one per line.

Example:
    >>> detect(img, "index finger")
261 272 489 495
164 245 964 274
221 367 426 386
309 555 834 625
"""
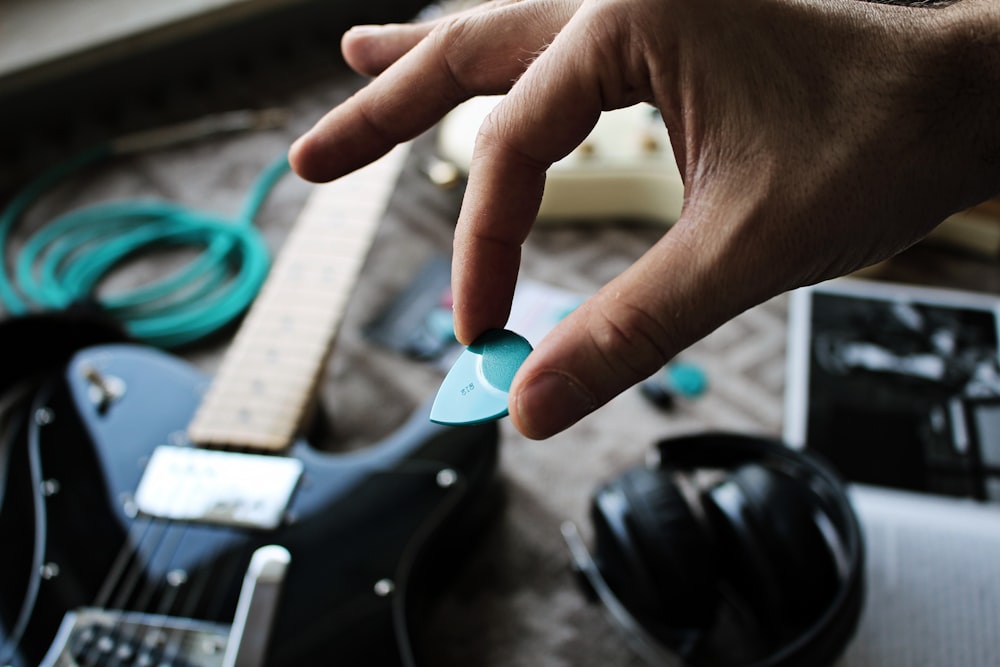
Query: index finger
289 0 579 184
451 4 645 343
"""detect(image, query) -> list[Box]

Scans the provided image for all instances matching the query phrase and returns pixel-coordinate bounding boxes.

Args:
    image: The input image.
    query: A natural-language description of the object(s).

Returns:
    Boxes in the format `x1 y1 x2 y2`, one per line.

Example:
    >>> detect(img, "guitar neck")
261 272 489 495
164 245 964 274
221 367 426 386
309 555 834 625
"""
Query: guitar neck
187 144 410 450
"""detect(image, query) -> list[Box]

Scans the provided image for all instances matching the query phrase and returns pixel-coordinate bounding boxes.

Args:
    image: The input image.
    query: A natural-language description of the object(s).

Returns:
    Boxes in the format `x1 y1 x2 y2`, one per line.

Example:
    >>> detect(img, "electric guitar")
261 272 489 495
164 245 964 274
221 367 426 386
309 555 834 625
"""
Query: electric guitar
0 144 500 666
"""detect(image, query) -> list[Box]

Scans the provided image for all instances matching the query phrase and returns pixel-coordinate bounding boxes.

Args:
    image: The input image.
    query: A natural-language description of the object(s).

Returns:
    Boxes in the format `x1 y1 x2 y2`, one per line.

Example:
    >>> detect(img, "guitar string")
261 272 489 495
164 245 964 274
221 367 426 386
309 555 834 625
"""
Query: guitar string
155 535 256 667
141 566 188 667
83 469 258 666
92 517 156 610
80 456 205 665
90 469 222 667
82 528 218 666
72 519 171 665
80 519 173 667
138 463 265 666
108 518 258 667
129 526 240 667
142 538 226 667
94 436 255 665
100 520 193 667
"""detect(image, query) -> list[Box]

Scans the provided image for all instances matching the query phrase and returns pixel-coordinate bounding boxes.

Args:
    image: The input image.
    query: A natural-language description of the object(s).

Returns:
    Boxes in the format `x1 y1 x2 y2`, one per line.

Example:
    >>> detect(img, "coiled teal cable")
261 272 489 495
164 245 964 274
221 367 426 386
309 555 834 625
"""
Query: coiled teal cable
0 127 289 349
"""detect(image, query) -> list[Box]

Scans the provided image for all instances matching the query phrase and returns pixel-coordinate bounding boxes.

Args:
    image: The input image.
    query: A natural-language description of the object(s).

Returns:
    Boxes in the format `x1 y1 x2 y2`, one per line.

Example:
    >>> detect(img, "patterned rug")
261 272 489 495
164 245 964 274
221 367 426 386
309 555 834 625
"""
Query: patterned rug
11 67 1000 666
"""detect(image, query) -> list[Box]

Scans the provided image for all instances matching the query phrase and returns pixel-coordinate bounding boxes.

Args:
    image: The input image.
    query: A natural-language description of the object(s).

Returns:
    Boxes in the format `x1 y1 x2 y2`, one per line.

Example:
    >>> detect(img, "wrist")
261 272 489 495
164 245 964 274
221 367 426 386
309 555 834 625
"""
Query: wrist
932 0 1000 204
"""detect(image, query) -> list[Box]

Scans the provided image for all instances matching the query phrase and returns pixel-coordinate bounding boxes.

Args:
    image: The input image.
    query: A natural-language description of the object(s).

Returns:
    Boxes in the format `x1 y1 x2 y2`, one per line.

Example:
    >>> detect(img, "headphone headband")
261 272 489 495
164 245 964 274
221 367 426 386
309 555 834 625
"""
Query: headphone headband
654 432 834 478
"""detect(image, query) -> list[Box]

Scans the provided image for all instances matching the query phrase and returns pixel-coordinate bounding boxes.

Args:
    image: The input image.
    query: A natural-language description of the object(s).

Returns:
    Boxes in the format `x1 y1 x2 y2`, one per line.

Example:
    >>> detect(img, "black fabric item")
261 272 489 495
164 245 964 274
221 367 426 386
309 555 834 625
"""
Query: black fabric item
0 308 130 396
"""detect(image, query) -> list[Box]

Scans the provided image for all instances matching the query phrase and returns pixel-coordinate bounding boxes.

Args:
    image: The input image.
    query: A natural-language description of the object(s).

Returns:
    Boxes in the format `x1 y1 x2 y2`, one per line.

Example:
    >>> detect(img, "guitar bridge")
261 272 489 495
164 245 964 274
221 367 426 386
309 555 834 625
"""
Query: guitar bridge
41 607 231 667
42 545 290 667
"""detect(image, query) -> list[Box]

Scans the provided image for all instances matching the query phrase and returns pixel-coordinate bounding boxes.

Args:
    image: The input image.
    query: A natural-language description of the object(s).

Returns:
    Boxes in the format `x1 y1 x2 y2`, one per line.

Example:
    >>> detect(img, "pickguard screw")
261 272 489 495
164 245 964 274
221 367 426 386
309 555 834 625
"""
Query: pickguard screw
34 408 54 425
40 562 60 579
373 578 395 597
41 479 60 496
121 494 138 519
166 569 188 587
436 468 458 488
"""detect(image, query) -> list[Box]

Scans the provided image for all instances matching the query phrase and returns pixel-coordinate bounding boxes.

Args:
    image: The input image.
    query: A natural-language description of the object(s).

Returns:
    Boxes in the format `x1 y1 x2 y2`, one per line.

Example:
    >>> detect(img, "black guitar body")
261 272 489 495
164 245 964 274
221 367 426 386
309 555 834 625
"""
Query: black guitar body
0 344 500 666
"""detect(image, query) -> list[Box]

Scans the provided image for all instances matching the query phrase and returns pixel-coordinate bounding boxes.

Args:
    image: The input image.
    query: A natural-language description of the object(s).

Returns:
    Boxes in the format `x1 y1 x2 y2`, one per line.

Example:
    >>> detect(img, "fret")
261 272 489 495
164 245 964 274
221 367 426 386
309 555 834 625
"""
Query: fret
219 352 327 379
224 317 332 340
187 144 410 449
199 390 315 420
200 371 312 403
250 286 354 312
194 396 308 422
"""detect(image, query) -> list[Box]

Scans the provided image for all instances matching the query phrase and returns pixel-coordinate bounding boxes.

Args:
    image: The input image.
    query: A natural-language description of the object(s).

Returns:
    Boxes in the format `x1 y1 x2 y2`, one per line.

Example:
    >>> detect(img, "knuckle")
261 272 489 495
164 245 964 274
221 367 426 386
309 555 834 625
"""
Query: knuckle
352 100 401 154
587 292 678 384
426 12 511 97
474 109 552 172
426 0 565 96
425 18 477 99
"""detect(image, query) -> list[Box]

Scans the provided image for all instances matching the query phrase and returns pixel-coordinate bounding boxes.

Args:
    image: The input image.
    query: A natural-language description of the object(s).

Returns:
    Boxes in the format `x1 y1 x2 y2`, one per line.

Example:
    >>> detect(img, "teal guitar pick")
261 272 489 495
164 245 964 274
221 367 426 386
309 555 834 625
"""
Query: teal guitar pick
430 329 533 425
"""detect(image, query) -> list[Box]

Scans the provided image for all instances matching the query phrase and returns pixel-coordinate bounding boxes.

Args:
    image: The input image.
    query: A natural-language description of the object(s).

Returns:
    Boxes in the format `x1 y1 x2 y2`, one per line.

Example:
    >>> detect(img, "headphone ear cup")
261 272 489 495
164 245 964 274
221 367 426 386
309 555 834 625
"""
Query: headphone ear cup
703 463 843 643
592 466 719 634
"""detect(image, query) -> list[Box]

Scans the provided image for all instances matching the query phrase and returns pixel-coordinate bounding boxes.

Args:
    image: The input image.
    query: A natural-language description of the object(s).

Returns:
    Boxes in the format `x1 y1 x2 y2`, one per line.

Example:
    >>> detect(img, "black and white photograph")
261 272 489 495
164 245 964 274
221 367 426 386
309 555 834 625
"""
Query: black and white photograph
785 278 1000 502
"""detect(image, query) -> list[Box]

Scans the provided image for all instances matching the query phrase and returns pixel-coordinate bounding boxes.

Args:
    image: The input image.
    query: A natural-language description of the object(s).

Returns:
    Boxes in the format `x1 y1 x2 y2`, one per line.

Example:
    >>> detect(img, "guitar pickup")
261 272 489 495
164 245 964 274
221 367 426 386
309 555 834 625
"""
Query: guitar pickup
134 446 303 530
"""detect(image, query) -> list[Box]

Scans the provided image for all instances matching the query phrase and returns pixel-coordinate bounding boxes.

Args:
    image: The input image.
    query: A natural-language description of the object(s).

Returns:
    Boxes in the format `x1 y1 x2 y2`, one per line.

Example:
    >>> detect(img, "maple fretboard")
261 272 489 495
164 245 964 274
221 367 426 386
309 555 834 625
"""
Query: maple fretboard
187 144 410 450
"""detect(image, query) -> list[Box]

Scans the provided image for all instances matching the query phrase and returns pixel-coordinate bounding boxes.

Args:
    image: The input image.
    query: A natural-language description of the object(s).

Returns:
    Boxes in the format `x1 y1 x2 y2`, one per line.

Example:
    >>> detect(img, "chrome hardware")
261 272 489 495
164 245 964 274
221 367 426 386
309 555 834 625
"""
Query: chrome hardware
81 365 126 413
222 545 291 667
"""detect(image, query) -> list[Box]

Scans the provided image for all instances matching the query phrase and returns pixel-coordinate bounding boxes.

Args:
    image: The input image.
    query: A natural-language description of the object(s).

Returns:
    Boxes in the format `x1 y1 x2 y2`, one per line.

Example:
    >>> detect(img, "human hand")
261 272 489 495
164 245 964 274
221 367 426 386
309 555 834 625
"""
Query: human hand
290 0 1000 439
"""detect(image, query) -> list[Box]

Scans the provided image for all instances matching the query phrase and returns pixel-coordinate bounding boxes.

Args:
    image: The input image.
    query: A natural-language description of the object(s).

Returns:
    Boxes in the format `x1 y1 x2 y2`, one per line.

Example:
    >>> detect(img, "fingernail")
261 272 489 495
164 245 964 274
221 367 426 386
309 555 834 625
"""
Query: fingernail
515 371 595 439
347 24 387 35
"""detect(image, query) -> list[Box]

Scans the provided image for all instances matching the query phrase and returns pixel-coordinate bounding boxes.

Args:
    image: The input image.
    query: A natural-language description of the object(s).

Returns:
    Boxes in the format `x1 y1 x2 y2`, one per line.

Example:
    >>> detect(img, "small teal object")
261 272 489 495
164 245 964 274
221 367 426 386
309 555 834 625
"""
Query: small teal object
665 361 708 398
430 328 533 425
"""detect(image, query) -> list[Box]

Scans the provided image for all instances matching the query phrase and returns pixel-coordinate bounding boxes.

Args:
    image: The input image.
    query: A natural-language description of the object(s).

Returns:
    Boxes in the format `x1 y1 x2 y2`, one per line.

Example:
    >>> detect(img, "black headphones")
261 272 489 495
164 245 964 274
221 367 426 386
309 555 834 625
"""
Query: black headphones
563 432 864 667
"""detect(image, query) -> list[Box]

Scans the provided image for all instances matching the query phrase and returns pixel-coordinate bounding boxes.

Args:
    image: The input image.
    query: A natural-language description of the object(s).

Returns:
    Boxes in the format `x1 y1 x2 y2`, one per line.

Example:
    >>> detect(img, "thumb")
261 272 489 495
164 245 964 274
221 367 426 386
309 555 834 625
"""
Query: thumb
508 220 770 439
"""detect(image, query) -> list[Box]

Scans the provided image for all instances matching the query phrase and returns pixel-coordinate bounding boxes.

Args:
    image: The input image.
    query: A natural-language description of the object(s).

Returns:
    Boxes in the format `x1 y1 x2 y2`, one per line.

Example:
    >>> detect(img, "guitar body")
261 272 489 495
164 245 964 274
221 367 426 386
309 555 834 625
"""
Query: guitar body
0 343 499 666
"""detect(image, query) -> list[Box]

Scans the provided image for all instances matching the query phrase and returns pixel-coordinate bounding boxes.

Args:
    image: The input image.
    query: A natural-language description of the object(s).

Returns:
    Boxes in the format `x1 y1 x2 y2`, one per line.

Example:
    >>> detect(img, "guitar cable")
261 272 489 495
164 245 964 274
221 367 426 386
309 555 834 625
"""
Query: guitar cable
0 382 30 519
0 387 48 666
0 110 290 349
